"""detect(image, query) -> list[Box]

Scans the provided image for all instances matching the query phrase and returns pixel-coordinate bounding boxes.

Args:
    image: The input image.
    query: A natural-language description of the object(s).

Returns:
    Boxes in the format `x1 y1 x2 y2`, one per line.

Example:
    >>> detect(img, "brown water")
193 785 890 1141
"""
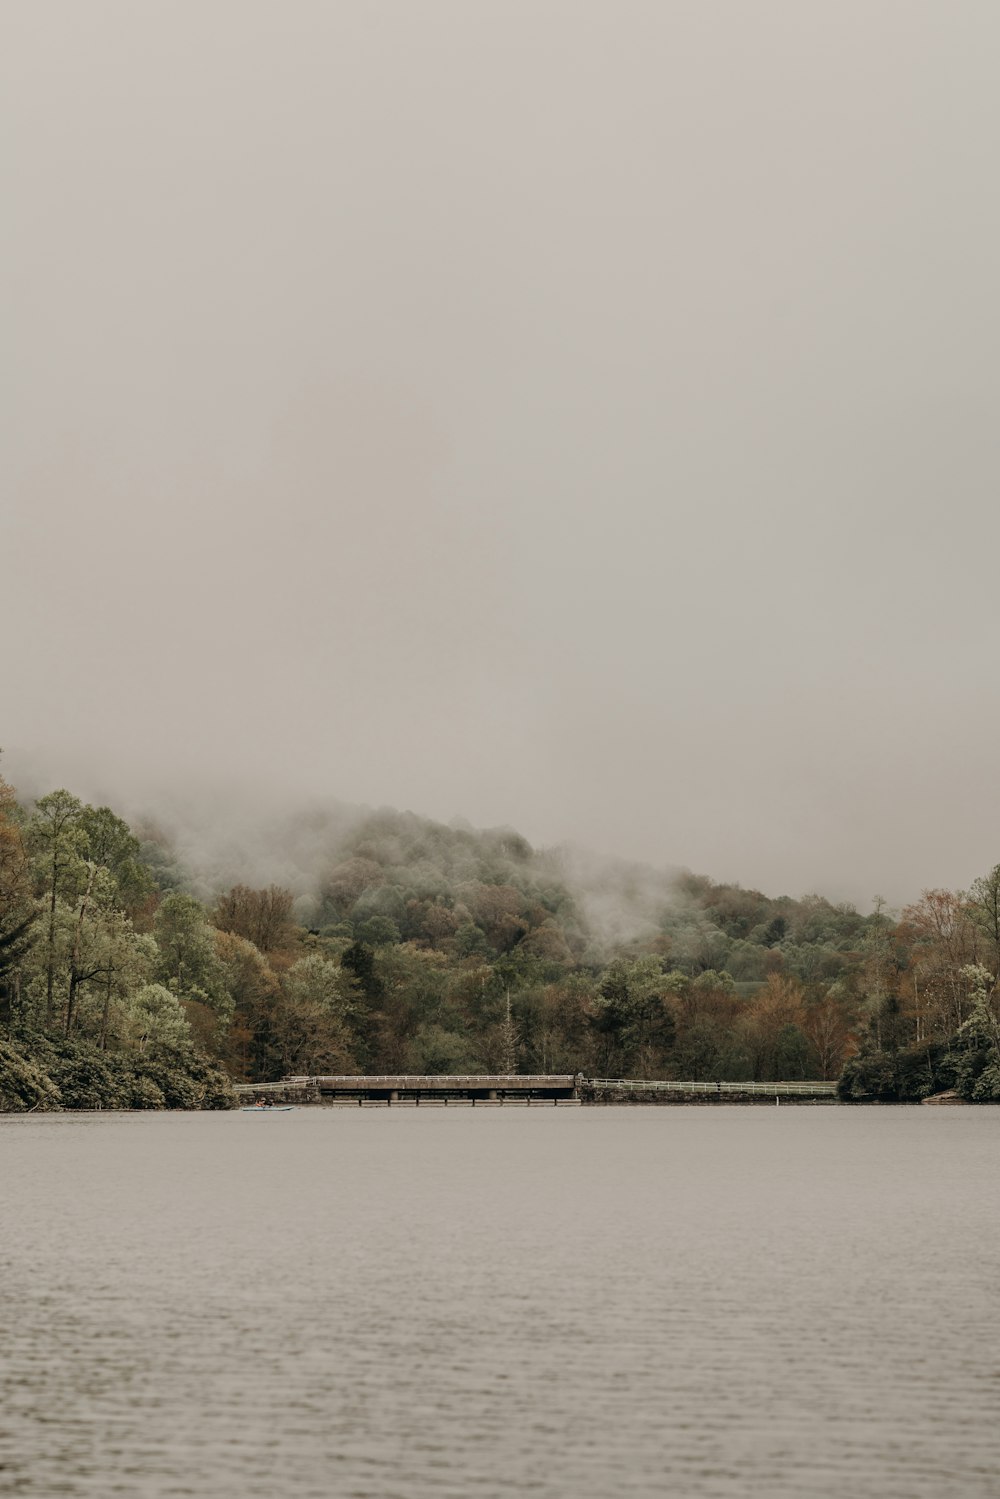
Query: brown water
2 1107 998 1497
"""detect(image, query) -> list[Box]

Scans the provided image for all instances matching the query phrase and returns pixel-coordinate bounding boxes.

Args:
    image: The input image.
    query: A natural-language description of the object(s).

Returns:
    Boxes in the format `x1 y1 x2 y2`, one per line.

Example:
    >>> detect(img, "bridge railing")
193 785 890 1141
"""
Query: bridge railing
233 1075 839 1097
587 1078 839 1096
289 1074 575 1088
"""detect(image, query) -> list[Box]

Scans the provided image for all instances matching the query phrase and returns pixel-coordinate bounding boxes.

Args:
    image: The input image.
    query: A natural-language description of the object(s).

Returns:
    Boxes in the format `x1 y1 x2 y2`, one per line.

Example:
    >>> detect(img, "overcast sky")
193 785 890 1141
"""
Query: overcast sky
4 1 999 906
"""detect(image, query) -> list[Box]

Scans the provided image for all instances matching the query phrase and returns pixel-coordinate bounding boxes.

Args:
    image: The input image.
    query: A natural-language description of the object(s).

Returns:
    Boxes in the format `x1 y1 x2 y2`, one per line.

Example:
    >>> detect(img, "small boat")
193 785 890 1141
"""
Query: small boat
240 1105 296 1112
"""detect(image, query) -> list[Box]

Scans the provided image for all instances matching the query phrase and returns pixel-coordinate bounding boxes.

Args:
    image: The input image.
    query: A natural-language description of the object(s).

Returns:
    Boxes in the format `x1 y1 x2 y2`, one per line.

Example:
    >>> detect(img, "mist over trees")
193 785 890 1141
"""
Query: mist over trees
1 761 998 1108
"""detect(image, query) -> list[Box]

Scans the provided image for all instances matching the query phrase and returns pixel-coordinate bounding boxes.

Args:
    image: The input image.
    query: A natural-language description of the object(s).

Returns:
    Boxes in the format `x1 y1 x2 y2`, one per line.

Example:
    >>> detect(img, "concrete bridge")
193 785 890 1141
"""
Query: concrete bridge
235 1074 581 1106
233 1074 839 1106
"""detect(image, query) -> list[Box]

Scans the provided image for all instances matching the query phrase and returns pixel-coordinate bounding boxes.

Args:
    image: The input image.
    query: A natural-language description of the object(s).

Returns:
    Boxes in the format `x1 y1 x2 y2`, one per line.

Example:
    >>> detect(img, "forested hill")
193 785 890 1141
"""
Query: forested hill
2 770 1000 1108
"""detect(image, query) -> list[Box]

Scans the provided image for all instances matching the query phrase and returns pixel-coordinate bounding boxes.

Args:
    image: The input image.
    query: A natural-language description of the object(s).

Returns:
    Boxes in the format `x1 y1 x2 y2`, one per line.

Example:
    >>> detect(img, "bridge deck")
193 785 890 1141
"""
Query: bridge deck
232 1074 838 1103
303 1073 576 1094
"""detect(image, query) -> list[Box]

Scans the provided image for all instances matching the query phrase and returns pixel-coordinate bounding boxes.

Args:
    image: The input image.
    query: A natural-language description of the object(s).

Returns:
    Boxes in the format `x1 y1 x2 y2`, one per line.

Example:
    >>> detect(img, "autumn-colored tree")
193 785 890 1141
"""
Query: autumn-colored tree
409 899 460 947
213 884 296 953
457 883 527 952
520 921 574 965
739 974 810 1080
898 888 984 1037
212 929 278 1078
802 987 856 1080
669 971 743 1079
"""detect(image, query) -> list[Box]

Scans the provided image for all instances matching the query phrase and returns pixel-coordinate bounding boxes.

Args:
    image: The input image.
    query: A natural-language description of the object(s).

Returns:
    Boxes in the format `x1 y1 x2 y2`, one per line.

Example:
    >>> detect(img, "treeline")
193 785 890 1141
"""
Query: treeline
1 767 998 1107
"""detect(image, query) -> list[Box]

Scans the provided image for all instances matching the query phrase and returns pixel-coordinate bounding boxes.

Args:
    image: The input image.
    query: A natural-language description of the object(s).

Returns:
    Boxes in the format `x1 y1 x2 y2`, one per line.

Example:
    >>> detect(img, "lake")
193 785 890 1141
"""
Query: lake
2 1107 998 1497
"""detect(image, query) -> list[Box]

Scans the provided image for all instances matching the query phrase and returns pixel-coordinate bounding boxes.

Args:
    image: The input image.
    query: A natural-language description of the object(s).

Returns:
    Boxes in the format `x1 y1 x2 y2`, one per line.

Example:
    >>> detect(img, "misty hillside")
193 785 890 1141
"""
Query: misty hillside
4 770 1000 1107
127 796 895 1072
133 797 867 979
137 802 632 959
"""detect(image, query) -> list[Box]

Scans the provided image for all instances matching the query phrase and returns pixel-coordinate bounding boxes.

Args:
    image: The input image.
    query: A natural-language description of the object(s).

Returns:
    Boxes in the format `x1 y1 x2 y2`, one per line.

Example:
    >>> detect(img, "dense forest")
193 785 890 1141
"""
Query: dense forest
1 764 999 1109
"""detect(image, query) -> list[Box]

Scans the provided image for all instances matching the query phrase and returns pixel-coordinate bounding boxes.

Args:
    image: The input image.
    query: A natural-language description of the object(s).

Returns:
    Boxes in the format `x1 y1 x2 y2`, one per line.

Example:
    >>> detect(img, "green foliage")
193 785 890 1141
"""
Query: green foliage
354 914 401 948
454 921 488 956
837 1050 901 1101
838 1042 951 1102
970 1061 1000 1102
340 941 382 1003
49 1044 131 1109
591 957 676 1077
126 983 192 1052
2 1029 237 1110
773 1023 811 1079
78 806 151 912
0 910 36 988
671 1014 742 1082
404 1023 481 1074
126 1072 167 1109
0 1035 62 1111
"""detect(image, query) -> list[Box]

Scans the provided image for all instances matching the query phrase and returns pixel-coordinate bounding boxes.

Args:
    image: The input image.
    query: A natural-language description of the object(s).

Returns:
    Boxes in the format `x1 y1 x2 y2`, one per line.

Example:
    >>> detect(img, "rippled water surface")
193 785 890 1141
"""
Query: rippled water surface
2 1107 999 1497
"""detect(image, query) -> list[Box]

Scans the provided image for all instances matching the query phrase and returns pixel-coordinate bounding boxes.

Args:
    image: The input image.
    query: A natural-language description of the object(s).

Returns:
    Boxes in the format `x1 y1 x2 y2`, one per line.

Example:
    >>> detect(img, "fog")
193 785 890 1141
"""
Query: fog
4 1 999 907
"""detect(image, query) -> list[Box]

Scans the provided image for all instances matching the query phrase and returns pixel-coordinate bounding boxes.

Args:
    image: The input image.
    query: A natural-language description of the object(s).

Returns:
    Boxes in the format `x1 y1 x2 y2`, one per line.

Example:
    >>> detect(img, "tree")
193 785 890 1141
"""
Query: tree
0 770 35 1017
404 1023 480 1074
60 869 155 1043
496 990 519 1073
941 965 1000 1101
802 988 855 1080
457 883 527 952
671 1013 738 1081
92 908 156 1050
319 858 385 923
78 805 151 915
213 929 279 1079
155 893 227 1006
126 984 192 1053
526 974 596 1073
213 884 296 953
340 941 383 1003
454 921 488 957
591 957 676 1077
968 865 1000 994
668 971 743 1079
66 862 104 1036
354 914 401 948
857 896 895 1048
899 889 982 1037
277 954 355 1074
25 790 85 1024
740 974 809 1080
